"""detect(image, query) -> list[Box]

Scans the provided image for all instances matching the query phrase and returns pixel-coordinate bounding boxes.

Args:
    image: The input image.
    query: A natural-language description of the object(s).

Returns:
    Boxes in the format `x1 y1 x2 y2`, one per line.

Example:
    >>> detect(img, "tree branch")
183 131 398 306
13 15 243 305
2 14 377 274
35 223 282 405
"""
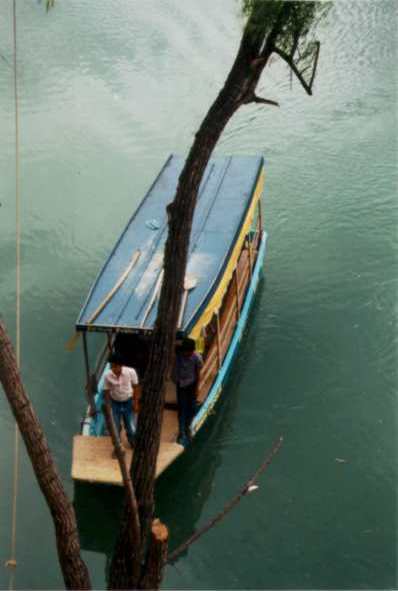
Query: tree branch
167 436 283 563
273 44 320 96
247 94 280 107
308 41 321 92
102 401 141 547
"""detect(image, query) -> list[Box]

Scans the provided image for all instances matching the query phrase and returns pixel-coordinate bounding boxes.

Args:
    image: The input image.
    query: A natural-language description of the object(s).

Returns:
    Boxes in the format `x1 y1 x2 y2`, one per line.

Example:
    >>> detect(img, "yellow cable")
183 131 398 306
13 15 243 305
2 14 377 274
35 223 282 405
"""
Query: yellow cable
6 1 21 588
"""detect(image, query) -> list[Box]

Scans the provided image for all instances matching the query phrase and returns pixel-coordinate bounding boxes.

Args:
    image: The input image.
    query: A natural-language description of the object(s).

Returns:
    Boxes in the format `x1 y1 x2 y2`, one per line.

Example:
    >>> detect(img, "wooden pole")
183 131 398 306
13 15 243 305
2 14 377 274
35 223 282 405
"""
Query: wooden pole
102 400 142 583
82 332 96 415
87 249 141 325
107 332 113 352
141 269 164 327
102 402 141 540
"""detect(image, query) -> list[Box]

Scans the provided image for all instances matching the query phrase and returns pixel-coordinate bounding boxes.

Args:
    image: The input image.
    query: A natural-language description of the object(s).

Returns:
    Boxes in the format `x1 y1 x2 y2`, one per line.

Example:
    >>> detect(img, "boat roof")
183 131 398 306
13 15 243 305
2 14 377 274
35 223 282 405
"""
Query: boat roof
76 154 264 335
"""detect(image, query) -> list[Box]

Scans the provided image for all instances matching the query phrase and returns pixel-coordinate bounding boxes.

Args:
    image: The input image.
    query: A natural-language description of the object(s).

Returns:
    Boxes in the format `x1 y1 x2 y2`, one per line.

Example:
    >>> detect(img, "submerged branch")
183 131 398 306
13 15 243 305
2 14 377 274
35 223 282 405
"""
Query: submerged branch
167 436 284 563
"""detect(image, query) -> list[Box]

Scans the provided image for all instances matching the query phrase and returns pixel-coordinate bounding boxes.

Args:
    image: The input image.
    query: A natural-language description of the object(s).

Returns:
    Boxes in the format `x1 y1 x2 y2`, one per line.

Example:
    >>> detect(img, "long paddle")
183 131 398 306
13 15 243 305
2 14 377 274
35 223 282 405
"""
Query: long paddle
140 269 164 328
177 276 198 329
65 249 141 351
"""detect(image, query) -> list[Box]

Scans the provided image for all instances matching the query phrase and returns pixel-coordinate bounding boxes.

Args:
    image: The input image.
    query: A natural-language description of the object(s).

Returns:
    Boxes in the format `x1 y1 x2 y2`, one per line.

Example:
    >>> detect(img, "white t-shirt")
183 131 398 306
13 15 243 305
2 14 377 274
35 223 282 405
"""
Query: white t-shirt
104 366 139 402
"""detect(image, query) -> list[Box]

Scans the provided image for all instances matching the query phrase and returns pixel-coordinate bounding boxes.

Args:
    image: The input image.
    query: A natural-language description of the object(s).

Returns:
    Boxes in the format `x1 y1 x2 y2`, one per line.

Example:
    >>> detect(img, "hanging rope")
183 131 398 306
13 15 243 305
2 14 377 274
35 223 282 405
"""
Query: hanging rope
5 1 21 588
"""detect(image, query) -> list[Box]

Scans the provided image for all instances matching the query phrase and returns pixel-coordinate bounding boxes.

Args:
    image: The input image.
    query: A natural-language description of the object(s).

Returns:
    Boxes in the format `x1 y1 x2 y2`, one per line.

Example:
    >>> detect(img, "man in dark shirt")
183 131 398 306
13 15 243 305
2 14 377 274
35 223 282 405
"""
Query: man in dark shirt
174 337 203 447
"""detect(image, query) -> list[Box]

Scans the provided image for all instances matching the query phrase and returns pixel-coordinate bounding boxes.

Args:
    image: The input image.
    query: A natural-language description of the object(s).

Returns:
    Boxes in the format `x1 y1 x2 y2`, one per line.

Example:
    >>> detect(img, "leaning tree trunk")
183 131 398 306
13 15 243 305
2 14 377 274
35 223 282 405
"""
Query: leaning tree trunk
108 5 291 589
0 322 91 590
109 2 291 589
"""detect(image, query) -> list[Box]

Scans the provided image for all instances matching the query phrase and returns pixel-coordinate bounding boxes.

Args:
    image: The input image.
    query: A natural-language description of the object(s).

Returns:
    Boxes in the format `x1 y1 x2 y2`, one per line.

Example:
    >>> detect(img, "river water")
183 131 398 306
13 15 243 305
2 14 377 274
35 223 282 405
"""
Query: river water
0 1 396 589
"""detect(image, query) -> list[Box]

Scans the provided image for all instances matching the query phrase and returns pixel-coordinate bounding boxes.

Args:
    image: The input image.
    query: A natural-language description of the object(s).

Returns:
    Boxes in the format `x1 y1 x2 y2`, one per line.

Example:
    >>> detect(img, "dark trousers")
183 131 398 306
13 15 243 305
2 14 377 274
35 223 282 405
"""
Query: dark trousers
176 382 197 437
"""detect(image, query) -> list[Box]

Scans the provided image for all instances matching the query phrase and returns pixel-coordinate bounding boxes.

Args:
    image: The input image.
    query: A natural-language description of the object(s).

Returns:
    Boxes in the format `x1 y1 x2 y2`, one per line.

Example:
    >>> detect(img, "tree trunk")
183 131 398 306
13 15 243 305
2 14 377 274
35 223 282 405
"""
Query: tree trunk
0 321 91 590
109 38 271 591
109 5 291 589
138 520 168 590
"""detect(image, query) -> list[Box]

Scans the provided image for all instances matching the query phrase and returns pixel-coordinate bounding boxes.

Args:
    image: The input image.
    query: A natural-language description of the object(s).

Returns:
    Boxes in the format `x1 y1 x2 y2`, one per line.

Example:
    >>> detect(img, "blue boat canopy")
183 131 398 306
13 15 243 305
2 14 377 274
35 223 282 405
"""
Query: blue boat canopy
76 154 264 335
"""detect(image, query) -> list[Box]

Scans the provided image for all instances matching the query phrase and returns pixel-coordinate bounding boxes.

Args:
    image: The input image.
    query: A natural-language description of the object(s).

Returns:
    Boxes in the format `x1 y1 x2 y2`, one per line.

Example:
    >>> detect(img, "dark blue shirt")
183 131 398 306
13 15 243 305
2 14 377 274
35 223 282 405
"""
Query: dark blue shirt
174 352 203 387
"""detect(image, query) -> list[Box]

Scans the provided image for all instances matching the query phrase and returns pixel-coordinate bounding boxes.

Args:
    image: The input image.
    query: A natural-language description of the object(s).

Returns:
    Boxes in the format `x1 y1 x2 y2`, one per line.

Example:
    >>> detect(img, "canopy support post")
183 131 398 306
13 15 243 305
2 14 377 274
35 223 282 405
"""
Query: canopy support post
82 332 96 415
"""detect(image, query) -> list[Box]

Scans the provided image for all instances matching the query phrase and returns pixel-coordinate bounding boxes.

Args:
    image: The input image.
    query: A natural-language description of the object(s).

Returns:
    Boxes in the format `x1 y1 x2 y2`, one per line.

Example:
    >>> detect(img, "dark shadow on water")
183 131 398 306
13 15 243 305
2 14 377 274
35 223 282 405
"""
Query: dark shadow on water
74 482 124 555
74 277 266 570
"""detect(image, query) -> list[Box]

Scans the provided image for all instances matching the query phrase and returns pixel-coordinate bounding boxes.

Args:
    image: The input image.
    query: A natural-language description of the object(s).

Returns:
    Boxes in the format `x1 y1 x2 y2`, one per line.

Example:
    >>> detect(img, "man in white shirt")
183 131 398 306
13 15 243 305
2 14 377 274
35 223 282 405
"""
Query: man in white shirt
103 353 139 449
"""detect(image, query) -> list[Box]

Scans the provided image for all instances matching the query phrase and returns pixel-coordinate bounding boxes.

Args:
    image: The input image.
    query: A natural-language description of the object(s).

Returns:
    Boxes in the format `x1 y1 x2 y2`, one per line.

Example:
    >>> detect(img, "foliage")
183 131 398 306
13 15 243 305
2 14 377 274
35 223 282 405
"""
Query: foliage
243 0 331 45
243 0 331 91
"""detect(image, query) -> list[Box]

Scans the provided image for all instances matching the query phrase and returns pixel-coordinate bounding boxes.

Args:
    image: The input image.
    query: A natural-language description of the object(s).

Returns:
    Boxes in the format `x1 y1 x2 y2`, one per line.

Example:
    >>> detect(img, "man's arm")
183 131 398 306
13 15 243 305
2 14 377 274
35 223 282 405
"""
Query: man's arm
129 367 139 388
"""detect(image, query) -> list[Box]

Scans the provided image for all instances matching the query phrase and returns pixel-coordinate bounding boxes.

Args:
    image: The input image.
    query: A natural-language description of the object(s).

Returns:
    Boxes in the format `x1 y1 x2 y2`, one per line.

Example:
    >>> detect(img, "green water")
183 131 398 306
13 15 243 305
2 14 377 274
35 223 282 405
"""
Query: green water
0 1 396 589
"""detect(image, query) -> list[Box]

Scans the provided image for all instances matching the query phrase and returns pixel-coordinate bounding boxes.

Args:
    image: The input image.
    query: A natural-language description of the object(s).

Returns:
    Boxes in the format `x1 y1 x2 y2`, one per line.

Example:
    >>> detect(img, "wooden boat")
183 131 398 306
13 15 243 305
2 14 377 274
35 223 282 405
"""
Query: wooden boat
71 154 267 486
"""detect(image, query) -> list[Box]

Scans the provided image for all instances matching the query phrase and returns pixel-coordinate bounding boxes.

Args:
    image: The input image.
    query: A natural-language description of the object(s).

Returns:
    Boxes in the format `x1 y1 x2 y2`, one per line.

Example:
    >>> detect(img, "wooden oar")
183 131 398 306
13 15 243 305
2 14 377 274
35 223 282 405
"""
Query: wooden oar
177 275 198 329
65 249 141 351
65 331 81 352
140 269 164 327
87 249 141 325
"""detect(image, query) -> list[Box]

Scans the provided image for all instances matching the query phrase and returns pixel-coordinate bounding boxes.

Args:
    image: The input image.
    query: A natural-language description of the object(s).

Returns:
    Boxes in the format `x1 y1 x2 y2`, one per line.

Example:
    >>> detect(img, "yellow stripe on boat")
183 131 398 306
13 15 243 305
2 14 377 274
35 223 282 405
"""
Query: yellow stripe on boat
189 168 265 342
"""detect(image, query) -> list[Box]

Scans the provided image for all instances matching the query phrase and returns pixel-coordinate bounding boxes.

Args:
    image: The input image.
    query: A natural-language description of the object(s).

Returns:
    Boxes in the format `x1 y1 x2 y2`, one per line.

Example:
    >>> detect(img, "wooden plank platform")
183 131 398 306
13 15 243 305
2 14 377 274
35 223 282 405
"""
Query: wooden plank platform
72 409 184 486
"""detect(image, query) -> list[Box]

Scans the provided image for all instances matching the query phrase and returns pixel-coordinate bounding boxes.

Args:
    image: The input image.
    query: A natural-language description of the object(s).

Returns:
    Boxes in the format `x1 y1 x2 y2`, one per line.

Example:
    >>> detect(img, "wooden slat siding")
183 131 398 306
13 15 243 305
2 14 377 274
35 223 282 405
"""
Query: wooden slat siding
198 365 218 402
198 341 219 402
247 240 253 279
219 292 239 353
196 232 256 405
238 264 250 300
216 313 222 368
199 346 218 386
219 279 242 359
234 268 240 319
